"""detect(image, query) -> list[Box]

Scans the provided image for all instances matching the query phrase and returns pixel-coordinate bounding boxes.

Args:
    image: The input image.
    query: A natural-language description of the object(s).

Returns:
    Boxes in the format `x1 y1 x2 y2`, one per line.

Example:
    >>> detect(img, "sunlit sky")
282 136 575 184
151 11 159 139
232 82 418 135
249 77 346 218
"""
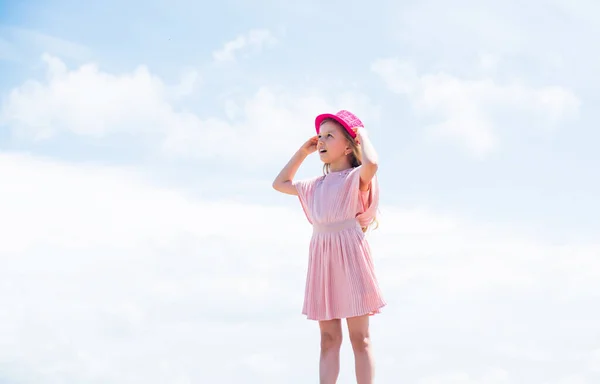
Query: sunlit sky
1 0 599 383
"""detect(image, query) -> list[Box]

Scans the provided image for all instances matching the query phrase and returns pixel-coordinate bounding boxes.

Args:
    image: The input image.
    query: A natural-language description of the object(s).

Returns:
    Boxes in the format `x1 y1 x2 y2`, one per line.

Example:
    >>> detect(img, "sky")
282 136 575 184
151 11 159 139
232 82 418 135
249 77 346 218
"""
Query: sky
0 0 599 383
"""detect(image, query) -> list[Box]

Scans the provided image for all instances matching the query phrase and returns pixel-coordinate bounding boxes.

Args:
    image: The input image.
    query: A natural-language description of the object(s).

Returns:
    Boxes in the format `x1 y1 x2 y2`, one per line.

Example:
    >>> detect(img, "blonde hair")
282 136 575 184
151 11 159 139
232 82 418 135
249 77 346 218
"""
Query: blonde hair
319 118 379 232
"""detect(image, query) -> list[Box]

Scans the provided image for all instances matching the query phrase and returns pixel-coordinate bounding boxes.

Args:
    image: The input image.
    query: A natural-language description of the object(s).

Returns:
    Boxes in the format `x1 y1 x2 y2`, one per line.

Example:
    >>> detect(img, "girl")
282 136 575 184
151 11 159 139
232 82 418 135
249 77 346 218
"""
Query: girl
272 110 386 384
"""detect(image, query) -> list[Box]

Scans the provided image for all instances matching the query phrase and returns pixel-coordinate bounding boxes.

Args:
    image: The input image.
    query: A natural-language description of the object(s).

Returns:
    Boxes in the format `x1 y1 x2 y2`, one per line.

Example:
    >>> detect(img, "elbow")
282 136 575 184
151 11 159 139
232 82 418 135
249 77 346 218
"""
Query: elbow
364 162 378 173
272 178 294 194
272 178 285 192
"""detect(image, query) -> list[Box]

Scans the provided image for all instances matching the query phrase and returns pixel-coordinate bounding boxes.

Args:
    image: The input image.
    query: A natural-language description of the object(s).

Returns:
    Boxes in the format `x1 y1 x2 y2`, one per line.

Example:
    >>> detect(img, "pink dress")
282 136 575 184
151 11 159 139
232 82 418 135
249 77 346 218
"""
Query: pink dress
293 165 386 321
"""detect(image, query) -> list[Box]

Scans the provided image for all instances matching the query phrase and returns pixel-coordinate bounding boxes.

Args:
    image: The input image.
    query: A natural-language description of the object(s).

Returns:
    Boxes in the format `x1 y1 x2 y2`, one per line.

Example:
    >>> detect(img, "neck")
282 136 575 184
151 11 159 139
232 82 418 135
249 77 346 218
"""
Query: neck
328 158 353 173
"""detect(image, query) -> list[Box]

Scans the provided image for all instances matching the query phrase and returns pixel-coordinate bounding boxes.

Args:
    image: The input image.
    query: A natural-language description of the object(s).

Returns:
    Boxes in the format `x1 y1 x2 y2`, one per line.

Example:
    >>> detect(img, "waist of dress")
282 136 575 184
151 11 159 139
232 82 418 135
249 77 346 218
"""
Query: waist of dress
312 218 360 234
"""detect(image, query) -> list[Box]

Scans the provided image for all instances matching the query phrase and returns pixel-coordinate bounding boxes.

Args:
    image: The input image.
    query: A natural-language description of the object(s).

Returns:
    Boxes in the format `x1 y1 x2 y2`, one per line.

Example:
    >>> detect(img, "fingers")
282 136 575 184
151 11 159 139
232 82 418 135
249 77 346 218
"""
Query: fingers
305 136 318 146
351 127 361 144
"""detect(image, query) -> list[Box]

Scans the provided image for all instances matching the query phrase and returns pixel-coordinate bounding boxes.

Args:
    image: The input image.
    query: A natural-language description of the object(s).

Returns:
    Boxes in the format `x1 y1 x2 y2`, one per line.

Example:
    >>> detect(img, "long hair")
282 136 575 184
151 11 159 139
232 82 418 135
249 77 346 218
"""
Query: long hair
319 118 378 232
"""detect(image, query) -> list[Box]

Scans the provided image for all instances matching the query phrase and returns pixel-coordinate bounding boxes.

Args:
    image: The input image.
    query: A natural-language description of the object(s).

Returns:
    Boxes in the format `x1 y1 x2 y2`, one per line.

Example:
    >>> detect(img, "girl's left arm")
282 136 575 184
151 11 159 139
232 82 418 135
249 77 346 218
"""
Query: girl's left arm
354 127 379 191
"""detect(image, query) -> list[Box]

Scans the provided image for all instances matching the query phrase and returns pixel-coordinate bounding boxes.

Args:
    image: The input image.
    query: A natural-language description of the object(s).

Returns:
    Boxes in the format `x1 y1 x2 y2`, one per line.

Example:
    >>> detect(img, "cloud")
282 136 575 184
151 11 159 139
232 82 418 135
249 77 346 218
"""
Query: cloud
387 0 600 96
0 151 312 382
212 28 278 63
588 349 600 376
0 152 599 383
171 68 201 99
417 368 510 384
1 4 598 382
371 58 580 156
162 86 380 164
0 54 169 140
0 54 379 165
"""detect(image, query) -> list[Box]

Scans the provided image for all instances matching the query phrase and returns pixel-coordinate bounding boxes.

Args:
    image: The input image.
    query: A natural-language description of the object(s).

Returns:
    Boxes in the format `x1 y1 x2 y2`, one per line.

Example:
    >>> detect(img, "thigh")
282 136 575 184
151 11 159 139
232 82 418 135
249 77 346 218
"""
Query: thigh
346 315 370 337
319 319 343 339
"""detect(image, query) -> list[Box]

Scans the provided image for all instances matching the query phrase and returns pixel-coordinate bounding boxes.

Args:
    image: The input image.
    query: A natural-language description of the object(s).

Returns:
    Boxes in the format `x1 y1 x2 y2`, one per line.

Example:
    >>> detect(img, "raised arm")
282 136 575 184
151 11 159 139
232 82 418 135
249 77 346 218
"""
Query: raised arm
272 136 317 195
353 128 379 192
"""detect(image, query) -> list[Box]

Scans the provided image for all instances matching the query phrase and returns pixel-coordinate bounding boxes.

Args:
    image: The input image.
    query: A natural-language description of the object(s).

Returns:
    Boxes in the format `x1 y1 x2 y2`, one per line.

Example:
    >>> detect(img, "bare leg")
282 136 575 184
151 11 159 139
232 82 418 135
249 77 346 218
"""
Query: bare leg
347 315 374 384
319 319 343 384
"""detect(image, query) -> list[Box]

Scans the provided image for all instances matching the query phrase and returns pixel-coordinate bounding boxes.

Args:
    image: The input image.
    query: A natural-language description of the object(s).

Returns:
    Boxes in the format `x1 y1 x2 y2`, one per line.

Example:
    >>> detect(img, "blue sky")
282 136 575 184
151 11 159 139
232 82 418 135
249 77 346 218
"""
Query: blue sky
1 0 597 239
1 0 599 383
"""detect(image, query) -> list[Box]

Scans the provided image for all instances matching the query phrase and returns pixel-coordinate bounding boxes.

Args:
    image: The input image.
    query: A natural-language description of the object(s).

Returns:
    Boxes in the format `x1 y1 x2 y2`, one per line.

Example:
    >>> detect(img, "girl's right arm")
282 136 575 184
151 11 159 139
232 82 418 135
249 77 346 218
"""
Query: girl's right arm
272 136 317 195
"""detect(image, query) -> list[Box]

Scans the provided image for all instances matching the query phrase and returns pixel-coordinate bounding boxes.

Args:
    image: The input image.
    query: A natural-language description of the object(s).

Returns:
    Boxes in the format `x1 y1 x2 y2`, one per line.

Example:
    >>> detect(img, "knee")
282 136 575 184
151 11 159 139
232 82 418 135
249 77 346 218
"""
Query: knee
349 330 370 352
320 331 342 352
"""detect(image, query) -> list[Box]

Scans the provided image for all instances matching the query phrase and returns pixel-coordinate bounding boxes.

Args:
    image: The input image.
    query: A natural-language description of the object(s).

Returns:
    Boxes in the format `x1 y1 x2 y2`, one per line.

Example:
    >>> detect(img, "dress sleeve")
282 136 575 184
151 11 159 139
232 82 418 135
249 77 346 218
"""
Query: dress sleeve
349 166 380 228
292 176 320 224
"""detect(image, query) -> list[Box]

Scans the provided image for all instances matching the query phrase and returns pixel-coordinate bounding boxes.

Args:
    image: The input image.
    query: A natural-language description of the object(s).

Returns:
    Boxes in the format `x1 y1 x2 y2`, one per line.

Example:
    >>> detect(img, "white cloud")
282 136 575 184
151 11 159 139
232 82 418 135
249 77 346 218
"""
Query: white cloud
590 349 600 372
417 368 510 384
371 58 580 156
162 86 380 164
0 54 168 140
478 53 499 74
0 152 312 383
0 152 599 383
555 375 593 384
171 68 201 99
0 54 379 166
212 28 277 63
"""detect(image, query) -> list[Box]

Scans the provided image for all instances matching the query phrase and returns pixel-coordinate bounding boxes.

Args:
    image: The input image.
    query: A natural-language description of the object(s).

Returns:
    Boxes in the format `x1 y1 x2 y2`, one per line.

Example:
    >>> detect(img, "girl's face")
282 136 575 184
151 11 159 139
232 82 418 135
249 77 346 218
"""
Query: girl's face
317 121 351 164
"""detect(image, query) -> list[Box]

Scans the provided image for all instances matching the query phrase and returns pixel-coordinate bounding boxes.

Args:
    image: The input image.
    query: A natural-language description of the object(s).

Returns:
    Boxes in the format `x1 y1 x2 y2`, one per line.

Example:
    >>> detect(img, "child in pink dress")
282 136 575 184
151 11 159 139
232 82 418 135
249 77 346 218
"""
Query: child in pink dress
272 110 386 384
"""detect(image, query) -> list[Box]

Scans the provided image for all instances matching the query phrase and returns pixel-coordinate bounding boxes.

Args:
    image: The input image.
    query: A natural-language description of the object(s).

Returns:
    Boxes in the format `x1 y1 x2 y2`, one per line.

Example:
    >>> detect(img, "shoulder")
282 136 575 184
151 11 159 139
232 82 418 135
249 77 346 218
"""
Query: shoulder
293 174 324 192
294 174 324 185
347 165 367 181
346 165 378 191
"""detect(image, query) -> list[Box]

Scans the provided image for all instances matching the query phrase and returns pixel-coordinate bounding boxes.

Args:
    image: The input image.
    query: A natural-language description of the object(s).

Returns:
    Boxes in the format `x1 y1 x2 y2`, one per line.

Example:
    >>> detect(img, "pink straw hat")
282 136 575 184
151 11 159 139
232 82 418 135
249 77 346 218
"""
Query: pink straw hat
315 110 364 139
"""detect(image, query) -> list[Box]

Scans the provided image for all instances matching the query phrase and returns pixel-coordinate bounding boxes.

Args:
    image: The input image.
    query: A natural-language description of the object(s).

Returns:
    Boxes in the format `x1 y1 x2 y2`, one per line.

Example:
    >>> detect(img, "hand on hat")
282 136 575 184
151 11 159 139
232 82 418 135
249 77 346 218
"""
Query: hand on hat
300 135 319 155
351 127 367 144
